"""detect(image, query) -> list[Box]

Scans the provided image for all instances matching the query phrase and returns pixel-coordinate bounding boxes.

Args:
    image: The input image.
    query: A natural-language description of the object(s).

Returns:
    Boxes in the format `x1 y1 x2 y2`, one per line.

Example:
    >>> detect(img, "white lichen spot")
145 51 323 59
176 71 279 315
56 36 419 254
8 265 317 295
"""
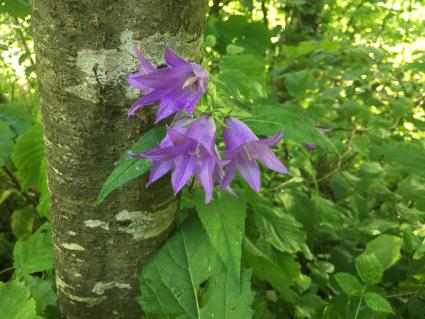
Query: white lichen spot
56 275 107 306
91 281 131 295
74 273 82 278
62 243 86 251
115 201 177 240
83 219 110 231
65 30 202 104
68 231 77 236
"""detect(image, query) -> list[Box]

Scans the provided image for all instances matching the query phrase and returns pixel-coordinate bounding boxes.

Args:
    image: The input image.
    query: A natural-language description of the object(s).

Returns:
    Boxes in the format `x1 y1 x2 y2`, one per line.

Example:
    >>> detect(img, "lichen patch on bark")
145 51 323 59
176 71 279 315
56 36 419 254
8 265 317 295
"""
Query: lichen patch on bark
62 243 86 251
91 281 132 296
84 219 110 231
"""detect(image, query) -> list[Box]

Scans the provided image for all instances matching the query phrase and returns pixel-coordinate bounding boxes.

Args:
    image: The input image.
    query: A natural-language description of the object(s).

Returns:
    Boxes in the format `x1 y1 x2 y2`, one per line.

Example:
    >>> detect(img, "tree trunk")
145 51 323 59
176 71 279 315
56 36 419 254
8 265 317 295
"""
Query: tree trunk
29 1 208 318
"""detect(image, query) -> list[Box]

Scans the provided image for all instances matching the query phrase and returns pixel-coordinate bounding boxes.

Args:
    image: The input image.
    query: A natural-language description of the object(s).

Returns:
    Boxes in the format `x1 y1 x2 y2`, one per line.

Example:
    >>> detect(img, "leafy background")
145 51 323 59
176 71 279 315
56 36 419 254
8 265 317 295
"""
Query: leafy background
1 0 425 318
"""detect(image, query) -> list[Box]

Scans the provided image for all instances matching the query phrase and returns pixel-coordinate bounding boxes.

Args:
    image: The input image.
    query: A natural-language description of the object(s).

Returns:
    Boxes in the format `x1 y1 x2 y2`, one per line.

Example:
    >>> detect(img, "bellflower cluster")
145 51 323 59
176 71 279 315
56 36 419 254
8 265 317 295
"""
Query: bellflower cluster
127 46 288 203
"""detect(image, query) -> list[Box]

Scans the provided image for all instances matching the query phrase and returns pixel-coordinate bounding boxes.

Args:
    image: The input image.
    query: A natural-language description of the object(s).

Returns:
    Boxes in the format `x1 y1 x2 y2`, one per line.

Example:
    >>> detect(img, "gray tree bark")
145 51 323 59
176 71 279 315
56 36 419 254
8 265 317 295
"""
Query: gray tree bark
29 1 208 318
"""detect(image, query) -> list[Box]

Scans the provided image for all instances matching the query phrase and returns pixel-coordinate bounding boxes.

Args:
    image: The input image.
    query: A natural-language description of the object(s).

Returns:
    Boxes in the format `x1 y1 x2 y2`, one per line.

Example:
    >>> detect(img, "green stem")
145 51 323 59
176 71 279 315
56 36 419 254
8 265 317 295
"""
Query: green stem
0 267 14 276
353 287 366 319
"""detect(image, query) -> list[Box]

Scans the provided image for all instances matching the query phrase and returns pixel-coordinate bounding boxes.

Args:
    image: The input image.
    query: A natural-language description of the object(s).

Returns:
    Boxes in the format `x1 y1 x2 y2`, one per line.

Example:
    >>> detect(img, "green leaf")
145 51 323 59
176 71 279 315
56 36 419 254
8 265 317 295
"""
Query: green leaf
355 253 383 285
0 118 15 167
364 292 394 314
252 204 308 254
285 71 314 98
97 126 166 203
244 104 335 149
25 276 57 315
378 143 425 175
11 207 35 240
364 235 402 269
0 281 42 319
0 0 29 18
0 106 32 136
243 237 299 299
334 273 363 296
139 215 254 319
195 190 246 286
11 125 46 191
13 223 54 276
320 39 340 52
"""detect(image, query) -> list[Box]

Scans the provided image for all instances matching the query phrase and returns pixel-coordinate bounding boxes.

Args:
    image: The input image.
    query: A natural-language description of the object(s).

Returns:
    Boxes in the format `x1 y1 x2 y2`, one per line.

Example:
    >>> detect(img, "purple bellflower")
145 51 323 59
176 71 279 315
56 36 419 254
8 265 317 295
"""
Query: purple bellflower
126 46 208 123
132 115 224 203
222 117 288 192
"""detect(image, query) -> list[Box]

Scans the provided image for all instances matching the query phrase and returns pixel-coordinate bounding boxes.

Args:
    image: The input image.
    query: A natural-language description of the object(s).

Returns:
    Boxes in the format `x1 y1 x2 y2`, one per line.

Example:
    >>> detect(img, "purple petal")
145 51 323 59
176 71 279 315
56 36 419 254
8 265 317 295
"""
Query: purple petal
186 116 217 153
260 130 284 146
134 44 156 74
223 117 258 150
147 160 173 186
184 90 204 117
236 153 261 192
140 137 192 160
222 160 236 188
155 88 193 123
134 66 192 90
128 90 163 116
164 46 189 67
171 156 198 195
126 73 154 93
246 142 288 174
199 156 216 203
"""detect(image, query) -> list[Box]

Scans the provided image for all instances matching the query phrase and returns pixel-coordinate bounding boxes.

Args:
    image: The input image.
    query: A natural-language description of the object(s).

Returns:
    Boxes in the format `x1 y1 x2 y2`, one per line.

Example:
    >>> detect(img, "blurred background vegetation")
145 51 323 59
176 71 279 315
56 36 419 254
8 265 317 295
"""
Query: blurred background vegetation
1 0 425 318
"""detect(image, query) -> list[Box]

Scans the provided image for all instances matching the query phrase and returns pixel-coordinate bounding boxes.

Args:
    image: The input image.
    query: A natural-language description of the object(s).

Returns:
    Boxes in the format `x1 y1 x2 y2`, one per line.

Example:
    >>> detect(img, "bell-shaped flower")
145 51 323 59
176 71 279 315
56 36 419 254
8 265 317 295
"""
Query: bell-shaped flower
126 46 208 123
132 116 223 203
222 117 288 192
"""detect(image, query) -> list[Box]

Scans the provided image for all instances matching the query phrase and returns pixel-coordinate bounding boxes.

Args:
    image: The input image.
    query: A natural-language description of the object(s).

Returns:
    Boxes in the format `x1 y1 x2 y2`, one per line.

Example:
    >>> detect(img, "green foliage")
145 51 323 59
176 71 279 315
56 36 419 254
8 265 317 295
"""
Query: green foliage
0 281 42 319
355 253 384 285
0 0 29 18
194 190 246 285
334 273 363 297
364 292 394 314
13 223 54 277
97 126 166 203
0 118 15 166
139 213 254 319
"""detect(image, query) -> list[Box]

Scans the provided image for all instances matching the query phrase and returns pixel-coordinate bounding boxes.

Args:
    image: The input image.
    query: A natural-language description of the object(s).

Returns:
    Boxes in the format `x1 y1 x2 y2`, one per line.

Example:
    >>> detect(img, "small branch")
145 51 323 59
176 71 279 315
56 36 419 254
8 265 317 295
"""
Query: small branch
317 128 357 182
0 267 14 276
261 0 269 26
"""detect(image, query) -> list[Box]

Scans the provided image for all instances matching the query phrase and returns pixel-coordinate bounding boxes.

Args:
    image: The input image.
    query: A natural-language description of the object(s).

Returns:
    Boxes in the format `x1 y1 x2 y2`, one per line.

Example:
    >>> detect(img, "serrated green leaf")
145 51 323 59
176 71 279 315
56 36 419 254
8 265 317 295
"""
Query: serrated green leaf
0 106 32 136
243 237 299 299
195 190 246 286
139 215 254 319
364 292 394 313
97 126 166 203
334 273 363 296
243 104 335 150
0 118 15 166
355 253 383 285
252 204 308 254
0 281 42 319
364 234 402 269
13 223 54 276
11 125 46 191
24 276 57 315
11 207 34 240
